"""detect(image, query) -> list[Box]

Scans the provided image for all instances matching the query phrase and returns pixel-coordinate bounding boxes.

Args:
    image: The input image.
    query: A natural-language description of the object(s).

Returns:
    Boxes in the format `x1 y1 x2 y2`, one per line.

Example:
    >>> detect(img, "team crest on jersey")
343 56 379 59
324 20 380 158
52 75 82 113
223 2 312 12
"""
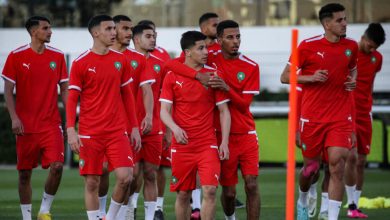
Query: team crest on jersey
79 159 85 169
371 56 377 63
49 61 56 70
131 60 138 69
301 143 306 151
171 176 178 184
237 72 245 82
114 62 122 71
153 64 161 73
344 49 352 57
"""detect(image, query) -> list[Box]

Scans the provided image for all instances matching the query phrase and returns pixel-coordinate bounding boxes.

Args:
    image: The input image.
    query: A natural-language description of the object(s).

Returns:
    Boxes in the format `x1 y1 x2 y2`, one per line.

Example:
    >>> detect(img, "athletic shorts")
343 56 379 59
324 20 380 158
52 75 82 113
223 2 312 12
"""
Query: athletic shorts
219 132 259 186
160 145 172 167
300 118 353 159
78 134 134 175
170 142 220 192
134 134 162 165
16 126 64 170
355 114 372 155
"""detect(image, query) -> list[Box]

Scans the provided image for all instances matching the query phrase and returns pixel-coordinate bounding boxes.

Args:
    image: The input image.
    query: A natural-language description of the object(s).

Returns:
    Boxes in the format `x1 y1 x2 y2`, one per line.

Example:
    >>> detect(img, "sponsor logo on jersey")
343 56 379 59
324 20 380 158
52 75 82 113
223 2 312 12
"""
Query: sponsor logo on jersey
345 49 352 57
88 67 96 73
316 52 325 58
50 61 57 70
175 81 184 88
237 71 245 82
22 63 30 70
131 60 138 69
114 62 122 71
371 56 377 63
153 64 161 73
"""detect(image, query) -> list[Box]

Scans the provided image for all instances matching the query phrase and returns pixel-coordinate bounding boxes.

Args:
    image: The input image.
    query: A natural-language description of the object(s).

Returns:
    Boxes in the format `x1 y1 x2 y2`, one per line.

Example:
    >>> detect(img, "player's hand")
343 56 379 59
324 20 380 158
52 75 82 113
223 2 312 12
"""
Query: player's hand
311 70 328 83
344 76 356 91
67 127 82 154
195 72 213 87
141 115 152 135
11 116 24 135
131 127 142 153
172 126 188 145
219 142 229 160
296 131 302 148
162 130 172 150
208 76 230 92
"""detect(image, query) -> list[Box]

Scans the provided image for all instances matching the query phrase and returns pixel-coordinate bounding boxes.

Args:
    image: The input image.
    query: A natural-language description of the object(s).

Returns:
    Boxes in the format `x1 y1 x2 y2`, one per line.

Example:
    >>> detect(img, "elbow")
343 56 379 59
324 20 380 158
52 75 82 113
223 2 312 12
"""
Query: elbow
280 75 289 84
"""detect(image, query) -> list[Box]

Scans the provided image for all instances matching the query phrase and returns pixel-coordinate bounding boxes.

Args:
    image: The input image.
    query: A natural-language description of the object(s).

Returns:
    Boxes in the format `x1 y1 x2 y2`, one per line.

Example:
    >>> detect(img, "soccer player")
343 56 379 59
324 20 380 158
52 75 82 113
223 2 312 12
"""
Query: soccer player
97 15 143 219
138 20 171 62
160 30 231 220
280 3 358 220
198 12 221 53
66 15 138 220
2 16 67 220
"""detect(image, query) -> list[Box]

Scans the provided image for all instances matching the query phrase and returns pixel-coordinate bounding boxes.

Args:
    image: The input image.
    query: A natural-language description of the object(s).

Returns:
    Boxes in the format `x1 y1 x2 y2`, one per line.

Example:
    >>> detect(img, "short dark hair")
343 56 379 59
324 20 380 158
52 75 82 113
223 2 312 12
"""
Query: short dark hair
113 15 132 24
87 15 113 33
365 23 386 46
217 20 239 37
199 12 218 26
180 31 207 51
318 3 345 22
132 24 154 38
137 20 155 29
25 16 50 34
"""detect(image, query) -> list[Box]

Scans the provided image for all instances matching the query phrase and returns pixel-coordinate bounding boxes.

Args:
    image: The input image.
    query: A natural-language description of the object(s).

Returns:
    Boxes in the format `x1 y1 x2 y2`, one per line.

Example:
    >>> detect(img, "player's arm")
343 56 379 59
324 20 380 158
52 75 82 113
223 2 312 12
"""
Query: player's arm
217 102 231 160
280 64 328 84
160 102 188 145
121 83 142 152
164 58 213 86
162 127 172 150
140 83 154 135
66 89 82 154
345 67 357 91
4 80 24 135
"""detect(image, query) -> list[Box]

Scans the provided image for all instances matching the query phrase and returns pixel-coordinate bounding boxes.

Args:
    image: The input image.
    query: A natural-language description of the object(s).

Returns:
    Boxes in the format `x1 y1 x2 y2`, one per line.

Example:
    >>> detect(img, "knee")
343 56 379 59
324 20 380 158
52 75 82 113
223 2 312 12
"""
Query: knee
357 156 366 169
203 186 217 199
143 167 157 183
244 176 259 193
222 187 236 201
302 160 320 178
50 162 63 174
177 191 191 202
19 171 31 185
328 159 346 178
85 176 100 192
347 150 358 166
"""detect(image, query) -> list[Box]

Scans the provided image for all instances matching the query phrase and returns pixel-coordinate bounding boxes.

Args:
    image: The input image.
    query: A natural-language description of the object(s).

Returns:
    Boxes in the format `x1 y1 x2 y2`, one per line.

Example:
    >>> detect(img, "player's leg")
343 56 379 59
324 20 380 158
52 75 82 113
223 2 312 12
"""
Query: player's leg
19 169 33 220
155 165 167 219
176 190 192 219
318 164 330 220
84 174 101 219
98 162 109 218
243 175 260 220
308 171 319 218
190 175 201 220
143 161 158 220
345 147 359 217
200 185 217 220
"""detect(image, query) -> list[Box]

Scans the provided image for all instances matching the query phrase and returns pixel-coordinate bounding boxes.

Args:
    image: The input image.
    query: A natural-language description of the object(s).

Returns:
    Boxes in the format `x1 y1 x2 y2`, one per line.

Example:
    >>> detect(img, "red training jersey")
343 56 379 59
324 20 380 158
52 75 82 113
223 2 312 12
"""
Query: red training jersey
1 44 68 133
295 35 358 122
159 65 229 146
354 50 382 118
151 46 171 62
68 49 132 137
208 52 260 134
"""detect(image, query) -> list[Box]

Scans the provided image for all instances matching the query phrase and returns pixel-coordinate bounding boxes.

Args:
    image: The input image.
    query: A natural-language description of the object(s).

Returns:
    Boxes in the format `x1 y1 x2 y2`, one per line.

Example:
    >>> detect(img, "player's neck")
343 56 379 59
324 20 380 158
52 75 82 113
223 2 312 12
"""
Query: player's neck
111 41 127 53
205 37 216 47
30 39 45 54
222 51 239 60
134 45 149 57
184 59 203 71
91 41 110 55
324 32 341 43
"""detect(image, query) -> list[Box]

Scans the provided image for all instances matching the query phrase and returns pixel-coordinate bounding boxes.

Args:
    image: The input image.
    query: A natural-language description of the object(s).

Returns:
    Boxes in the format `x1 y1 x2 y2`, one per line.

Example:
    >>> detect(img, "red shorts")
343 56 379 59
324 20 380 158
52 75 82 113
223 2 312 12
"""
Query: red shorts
300 118 353 159
134 134 162 165
78 134 134 175
160 145 172 167
219 132 259 186
170 142 220 192
355 115 372 155
16 126 64 170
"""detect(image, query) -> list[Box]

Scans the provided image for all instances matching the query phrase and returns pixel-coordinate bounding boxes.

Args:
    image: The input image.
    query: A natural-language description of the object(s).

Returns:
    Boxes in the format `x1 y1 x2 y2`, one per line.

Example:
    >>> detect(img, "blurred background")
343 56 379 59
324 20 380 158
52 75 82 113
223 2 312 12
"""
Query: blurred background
0 0 389 167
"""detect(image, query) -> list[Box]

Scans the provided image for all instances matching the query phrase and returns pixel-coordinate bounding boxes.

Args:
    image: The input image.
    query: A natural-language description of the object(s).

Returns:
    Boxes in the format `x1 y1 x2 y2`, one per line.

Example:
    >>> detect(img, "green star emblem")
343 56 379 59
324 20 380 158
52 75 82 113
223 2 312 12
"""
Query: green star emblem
131 60 138 69
237 72 245 82
153 64 161 73
302 143 306 151
114 62 122 71
79 159 85 168
371 56 377 63
345 49 352 57
172 176 178 184
49 61 56 70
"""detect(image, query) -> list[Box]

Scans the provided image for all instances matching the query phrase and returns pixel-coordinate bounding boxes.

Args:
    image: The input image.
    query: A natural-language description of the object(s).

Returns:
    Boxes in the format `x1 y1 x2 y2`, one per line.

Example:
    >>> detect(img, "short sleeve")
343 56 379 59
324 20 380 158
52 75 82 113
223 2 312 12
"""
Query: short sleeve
376 53 383 73
68 61 82 91
215 90 230 106
348 42 359 70
159 71 174 104
139 58 155 87
121 56 133 87
1 52 17 84
59 54 69 84
242 65 260 95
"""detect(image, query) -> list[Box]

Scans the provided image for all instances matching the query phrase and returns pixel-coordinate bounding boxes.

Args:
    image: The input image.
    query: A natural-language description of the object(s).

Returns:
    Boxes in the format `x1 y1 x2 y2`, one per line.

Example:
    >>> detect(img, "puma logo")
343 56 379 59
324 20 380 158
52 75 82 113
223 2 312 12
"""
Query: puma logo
176 81 184 88
316 52 325 58
88 67 96 73
22 63 30 69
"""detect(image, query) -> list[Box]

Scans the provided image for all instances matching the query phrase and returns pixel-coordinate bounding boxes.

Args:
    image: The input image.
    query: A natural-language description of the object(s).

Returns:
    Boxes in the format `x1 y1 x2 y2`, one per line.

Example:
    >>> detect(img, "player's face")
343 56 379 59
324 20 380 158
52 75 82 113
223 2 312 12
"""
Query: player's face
32 20 52 43
139 29 156 52
326 11 347 37
360 35 378 54
186 40 208 65
97 21 116 46
218 27 241 57
116 20 133 46
204 17 219 39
